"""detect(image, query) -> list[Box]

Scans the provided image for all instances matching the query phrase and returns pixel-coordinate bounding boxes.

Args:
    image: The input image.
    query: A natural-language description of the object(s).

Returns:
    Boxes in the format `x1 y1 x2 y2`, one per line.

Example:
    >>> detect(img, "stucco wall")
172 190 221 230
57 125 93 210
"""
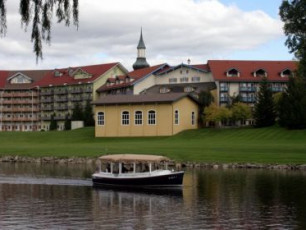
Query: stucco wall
94 97 199 137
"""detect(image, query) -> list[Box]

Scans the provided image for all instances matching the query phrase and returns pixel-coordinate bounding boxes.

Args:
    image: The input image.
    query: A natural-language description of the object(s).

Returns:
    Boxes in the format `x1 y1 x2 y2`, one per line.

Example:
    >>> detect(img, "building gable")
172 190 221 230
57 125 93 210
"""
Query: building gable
7 72 33 84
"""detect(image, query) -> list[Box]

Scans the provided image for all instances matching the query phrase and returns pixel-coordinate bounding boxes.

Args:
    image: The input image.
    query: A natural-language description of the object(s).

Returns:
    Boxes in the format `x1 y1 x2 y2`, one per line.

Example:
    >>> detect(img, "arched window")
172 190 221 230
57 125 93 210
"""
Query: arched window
253 69 267 77
135 111 143 125
97 112 104 126
121 111 130 125
191 111 195 125
226 68 240 77
174 110 179 125
280 68 292 77
148 110 156 125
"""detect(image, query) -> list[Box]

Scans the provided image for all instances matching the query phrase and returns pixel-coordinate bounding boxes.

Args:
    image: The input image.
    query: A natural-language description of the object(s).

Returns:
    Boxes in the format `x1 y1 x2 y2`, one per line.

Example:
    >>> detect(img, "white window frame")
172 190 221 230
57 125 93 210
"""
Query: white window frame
148 110 156 125
121 111 130 125
174 110 179 125
134 111 143 125
97 112 105 126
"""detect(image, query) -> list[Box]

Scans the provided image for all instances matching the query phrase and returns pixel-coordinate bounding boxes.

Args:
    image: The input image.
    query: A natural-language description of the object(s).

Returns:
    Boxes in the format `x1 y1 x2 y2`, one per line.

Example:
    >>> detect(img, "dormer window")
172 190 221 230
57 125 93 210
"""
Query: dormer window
226 68 240 77
125 77 130 83
253 69 267 77
160 87 170 94
280 68 293 77
8 73 32 84
54 70 62 77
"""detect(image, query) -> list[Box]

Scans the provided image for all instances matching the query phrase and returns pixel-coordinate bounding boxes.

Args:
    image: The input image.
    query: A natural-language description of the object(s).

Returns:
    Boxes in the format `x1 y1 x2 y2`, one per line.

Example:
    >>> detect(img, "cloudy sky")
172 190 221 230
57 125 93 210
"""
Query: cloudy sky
0 0 293 71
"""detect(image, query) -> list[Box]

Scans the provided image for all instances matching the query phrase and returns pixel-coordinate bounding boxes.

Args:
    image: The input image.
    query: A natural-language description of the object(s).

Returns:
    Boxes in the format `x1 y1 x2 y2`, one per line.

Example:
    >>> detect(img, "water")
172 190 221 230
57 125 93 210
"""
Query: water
1 163 306 229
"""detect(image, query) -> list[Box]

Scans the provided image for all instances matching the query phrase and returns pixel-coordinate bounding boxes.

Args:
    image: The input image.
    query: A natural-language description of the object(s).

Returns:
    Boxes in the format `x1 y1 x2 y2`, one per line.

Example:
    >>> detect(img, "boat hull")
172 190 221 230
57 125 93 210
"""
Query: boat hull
92 171 184 187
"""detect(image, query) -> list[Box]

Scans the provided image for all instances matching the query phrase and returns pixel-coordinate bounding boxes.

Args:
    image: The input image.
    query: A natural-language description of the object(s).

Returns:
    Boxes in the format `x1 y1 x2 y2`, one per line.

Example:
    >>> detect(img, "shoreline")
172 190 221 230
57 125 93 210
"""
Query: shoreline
1 156 306 170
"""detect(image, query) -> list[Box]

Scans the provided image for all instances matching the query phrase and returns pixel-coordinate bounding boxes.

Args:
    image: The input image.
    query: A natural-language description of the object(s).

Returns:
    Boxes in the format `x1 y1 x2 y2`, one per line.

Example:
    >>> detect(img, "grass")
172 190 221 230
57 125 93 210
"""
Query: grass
0 126 305 164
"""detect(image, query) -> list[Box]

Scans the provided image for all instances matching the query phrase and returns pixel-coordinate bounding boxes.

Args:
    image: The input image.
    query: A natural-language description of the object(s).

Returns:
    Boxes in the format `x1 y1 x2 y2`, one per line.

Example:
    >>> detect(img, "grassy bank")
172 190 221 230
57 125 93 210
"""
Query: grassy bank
0 126 305 164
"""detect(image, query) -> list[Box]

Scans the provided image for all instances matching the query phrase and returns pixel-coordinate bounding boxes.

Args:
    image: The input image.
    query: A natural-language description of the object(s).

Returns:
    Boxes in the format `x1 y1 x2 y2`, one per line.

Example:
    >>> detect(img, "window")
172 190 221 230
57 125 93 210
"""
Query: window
160 87 170 94
148 110 156 125
174 110 179 125
122 111 129 125
192 112 195 125
226 68 240 77
191 76 200 82
253 69 267 77
180 77 189 83
184 86 194 93
280 69 292 77
97 112 105 126
169 78 177 83
135 111 143 125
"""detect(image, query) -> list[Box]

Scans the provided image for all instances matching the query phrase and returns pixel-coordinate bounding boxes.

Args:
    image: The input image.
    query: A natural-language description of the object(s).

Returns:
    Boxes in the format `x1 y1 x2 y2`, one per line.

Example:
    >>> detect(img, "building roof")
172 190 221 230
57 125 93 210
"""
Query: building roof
96 64 168 92
156 63 209 76
137 29 146 49
93 92 199 105
208 60 298 82
99 154 170 163
0 63 121 89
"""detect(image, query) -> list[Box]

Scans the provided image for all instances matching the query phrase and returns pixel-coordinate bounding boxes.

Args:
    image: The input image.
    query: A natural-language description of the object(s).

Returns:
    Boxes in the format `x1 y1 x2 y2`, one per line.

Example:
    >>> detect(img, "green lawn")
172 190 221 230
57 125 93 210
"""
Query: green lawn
0 126 305 164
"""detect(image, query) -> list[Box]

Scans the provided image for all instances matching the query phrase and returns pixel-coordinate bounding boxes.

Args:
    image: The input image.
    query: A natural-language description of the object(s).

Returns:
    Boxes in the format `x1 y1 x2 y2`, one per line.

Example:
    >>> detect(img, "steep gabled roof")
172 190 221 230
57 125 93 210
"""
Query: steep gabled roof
208 60 298 82
156 63 209 76
97 64 169 92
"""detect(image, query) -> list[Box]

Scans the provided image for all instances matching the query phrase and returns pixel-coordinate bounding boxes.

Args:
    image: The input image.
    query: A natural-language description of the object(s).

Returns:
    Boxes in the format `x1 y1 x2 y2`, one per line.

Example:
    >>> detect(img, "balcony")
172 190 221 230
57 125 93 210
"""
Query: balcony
84 88 92 93
241 97 256 103
54 89 68 95
71 97 82 102
70 89 83 94
54 106 68 111
2 100 39 105
239 87 256 92
220 97 229 102
41 98 54 103
270 87 284 92
41 106 54 111
40 91 54 96
220 87 228 92
55 97 68 102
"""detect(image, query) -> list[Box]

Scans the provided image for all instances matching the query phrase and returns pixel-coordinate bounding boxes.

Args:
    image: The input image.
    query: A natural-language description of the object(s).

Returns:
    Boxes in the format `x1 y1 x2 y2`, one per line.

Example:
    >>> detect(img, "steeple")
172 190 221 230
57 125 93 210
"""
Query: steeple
133 28 150 70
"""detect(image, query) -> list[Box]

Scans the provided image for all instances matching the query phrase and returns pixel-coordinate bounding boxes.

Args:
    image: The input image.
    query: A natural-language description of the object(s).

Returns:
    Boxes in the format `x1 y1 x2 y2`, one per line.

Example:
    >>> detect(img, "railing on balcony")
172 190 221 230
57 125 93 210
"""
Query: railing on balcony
270 87 284 92
55 97 68 102
241 97 256 103
70 89 83 94
54 89 68 95
71 97 82 102
40 91 54 96
220 97 229 102
54 106 68 111
41 98 54 103
2 100 39 105
220 87 228 92
41 106 54 111
239 87 257 92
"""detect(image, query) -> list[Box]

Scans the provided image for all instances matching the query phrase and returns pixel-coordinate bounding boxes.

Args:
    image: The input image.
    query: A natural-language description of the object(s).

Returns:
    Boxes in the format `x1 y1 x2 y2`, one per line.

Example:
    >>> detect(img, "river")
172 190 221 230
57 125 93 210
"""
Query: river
0 163 306 229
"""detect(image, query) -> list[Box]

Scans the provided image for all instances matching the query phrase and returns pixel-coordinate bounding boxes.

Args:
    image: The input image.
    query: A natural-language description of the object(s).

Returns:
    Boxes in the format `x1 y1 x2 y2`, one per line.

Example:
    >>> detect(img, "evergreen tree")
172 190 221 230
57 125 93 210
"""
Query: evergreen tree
278 77 306 129
64 113 71 130
83 100 95 126
49 113 57 131
253 77 276 127
71 102 83 121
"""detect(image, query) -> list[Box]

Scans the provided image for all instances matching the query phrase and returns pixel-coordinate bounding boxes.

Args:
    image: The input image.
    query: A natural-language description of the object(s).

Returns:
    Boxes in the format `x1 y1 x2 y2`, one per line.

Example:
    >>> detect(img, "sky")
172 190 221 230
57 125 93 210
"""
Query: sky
0 0 293 71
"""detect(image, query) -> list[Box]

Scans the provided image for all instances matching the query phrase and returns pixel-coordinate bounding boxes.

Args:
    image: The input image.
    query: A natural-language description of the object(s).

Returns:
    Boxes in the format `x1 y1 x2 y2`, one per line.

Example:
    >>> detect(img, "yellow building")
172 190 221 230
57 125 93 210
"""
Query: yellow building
93 93 199 137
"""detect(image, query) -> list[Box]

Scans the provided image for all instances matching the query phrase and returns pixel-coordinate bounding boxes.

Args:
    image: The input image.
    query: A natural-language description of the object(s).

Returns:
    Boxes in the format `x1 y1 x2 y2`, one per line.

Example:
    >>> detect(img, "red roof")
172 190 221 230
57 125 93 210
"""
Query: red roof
35 63 119 87
0 63 120 89
97 64 168 92
208 60 298 82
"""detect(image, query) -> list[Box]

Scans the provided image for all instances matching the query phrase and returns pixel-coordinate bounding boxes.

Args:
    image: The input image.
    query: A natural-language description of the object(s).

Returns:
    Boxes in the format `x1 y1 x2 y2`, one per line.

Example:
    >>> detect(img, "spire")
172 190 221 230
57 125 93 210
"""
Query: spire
137 28 146 49
133 28 150 70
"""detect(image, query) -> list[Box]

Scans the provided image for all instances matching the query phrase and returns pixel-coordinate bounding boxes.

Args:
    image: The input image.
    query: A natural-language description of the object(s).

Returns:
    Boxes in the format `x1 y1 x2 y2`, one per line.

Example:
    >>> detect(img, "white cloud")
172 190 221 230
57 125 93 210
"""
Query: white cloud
0 0 284 70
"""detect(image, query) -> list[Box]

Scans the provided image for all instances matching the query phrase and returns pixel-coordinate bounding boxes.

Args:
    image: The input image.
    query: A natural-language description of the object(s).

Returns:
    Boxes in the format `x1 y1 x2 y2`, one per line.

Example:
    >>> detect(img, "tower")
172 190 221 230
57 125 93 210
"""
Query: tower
132 28 150 70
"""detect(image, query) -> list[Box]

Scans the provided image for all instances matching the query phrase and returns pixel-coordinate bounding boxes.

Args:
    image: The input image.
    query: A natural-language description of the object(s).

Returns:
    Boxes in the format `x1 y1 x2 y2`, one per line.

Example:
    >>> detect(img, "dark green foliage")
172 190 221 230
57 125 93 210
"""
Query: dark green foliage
254 77 276 127
71 102 83 121
279 0 306 79
278 77 306 129
83 100 95 126
0 0 79 61
49 113 57 130
198 91 214 126
64 113 71 130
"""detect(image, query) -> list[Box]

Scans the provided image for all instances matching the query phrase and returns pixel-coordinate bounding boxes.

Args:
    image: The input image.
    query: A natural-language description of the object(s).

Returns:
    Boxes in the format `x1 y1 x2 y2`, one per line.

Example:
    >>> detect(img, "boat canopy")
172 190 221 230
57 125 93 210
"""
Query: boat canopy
98 154 170 163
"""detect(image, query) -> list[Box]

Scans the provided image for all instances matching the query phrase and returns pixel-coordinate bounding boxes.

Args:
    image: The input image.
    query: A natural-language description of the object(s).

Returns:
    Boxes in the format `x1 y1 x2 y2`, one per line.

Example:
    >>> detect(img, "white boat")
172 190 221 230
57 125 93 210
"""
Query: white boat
92 154 184 187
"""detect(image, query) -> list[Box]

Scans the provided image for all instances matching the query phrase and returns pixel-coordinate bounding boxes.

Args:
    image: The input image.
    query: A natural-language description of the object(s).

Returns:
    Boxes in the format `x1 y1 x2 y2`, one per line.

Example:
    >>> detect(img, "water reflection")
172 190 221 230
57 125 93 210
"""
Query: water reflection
0 163 306 229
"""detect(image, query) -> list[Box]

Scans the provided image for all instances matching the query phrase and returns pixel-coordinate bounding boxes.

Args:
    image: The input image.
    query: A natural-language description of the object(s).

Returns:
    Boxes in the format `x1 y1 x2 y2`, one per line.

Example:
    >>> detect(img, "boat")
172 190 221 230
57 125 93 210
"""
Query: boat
92 154 184 188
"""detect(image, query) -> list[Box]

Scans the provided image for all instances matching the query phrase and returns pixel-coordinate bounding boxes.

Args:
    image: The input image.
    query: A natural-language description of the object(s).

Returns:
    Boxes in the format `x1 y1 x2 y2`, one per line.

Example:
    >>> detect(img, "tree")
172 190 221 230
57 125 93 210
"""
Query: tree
204 104 231 127
71 102 83 121
64 113 71 130
83 100 95 126
253 77 276 127
279 0 306 79
49 112 57 130
231 102 252 125
278 77 306 129
198 90 214 126
0 0 79 61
